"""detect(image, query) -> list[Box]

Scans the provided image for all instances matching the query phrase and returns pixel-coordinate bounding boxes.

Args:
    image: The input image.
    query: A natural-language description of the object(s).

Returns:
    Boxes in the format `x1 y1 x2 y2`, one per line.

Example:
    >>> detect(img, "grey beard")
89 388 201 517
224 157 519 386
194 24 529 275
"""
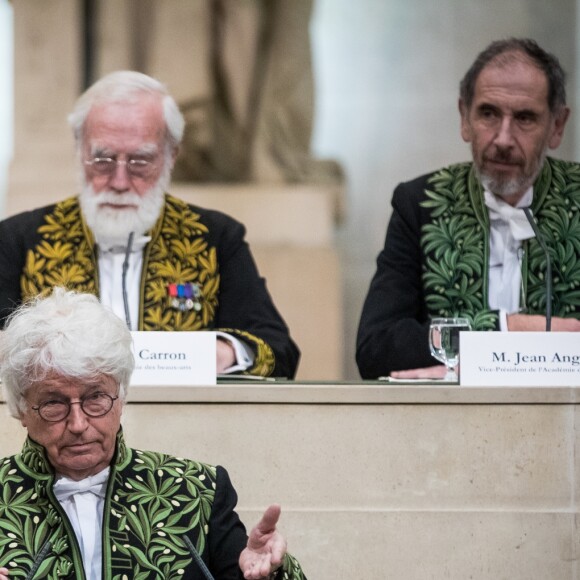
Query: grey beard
79 165 171 246
479 172 528 201
475 152 546 203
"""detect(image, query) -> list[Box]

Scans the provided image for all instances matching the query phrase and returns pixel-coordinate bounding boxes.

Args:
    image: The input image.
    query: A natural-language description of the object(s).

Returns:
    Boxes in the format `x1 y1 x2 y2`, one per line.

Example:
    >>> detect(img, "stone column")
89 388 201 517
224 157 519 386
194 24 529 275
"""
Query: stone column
7 0 82 208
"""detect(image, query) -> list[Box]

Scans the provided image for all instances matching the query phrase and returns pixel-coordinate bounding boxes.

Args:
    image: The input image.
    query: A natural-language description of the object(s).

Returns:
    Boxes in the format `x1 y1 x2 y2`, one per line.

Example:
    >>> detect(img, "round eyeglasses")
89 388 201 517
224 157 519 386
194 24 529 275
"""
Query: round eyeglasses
84 156 158 179
31 392 119 422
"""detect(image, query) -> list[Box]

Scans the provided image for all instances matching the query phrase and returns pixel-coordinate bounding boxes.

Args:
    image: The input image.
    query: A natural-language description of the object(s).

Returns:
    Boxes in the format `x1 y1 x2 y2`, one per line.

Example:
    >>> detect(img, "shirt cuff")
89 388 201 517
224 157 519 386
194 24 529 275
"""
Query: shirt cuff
499 309 509 331
215 331 255 373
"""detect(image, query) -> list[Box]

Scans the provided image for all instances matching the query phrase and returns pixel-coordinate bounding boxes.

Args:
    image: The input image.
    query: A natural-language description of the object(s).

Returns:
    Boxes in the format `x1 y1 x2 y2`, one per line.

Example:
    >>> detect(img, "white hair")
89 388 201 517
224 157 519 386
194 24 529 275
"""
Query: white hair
68 70 185 150
0 288 134 418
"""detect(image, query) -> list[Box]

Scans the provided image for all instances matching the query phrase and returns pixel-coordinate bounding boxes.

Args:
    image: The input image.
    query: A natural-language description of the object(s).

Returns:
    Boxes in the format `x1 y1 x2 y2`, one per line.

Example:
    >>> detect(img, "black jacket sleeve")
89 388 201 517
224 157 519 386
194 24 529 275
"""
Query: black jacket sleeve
0 207 47 326
356 177 439 378
205 465 248 579
205 209 300 378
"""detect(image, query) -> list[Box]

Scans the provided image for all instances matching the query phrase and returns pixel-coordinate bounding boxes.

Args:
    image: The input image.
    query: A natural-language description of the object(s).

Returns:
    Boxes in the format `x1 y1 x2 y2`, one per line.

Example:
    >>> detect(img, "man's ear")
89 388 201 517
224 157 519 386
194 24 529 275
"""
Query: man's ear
548 106 570 149
170 145 179 169
458 98 471 143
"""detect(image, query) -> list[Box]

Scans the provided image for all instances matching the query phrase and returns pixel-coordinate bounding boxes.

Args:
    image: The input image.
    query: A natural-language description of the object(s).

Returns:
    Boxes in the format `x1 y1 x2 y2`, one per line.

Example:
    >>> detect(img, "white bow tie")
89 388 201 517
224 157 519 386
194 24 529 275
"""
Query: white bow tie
98 235 151 254
53 468 110 502
484 192 535 241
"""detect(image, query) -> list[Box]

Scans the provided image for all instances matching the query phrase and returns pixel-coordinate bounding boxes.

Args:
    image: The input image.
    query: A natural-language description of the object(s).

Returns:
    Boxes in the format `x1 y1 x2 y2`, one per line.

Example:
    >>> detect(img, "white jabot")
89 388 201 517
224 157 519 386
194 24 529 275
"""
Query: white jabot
485 188 535 317
97 235 151 254
98 235 151 330
484 190 535 241
53 468 109 502
53 467 110 580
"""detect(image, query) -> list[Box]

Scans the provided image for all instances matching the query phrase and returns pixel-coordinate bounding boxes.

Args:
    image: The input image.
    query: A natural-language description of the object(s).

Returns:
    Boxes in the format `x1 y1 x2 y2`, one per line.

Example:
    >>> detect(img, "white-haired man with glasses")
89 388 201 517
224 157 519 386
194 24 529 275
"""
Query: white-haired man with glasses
0 288 307 580
0 71 299 378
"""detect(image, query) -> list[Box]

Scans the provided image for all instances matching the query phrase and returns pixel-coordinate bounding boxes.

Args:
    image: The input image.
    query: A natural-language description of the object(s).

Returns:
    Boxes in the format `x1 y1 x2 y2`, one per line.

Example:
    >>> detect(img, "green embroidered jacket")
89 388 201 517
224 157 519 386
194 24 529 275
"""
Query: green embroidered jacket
0 432 306 579
420 158 580 326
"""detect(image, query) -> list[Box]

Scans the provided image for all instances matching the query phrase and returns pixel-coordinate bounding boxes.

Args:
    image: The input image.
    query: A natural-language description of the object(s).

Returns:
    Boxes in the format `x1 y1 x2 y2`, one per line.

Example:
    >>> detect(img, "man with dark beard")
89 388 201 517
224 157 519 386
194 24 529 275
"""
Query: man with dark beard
0 71 299 378
356 38 580 380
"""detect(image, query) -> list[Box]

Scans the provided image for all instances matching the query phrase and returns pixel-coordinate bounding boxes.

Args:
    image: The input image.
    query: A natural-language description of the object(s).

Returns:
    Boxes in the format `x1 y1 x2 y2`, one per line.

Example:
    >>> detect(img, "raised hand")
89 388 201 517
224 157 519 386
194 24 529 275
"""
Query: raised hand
239 504 287 579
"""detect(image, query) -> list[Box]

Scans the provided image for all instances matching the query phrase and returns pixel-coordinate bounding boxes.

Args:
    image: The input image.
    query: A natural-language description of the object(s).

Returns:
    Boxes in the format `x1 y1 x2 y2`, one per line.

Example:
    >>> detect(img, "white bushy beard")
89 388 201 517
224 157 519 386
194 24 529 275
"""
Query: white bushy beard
79 161 171 247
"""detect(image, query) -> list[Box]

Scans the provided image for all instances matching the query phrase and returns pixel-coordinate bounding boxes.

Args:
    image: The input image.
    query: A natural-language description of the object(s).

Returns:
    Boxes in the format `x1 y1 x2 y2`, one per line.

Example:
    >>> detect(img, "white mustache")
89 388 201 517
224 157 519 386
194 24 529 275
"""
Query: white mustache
93 192 142 207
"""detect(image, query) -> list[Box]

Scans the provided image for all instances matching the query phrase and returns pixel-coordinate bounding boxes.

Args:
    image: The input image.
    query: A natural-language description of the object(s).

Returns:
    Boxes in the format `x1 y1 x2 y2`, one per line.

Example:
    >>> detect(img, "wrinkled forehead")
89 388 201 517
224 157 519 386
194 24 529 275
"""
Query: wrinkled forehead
83 95 167 150
472 56 550 110
27 373 118 400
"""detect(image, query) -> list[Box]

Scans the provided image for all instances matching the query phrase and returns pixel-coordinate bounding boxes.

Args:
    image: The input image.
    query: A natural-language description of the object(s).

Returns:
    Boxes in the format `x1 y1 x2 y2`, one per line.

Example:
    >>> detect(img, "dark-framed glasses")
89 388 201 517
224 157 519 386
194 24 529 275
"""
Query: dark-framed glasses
84 156 158 178
31 392 119 422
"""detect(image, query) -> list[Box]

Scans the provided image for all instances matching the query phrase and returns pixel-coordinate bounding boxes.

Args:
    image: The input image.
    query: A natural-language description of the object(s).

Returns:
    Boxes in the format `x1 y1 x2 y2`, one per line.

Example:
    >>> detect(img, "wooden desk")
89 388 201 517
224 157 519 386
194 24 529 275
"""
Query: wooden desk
1 383 579 579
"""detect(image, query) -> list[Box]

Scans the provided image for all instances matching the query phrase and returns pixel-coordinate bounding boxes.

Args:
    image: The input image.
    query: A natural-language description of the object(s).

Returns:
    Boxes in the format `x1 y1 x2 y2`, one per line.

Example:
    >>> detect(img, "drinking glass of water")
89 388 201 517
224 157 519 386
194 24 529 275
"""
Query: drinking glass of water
428 317 471 382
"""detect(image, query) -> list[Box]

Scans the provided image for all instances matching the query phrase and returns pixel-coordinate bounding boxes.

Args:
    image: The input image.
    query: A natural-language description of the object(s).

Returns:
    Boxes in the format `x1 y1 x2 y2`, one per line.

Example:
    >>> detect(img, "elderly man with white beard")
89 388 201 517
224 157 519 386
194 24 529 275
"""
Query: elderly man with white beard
0 71 300 378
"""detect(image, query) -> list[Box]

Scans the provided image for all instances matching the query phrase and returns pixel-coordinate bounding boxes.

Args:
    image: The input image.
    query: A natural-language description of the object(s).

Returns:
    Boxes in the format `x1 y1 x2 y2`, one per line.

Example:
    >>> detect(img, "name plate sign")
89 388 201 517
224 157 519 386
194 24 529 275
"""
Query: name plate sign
130 331 217 386
460 332 580 387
